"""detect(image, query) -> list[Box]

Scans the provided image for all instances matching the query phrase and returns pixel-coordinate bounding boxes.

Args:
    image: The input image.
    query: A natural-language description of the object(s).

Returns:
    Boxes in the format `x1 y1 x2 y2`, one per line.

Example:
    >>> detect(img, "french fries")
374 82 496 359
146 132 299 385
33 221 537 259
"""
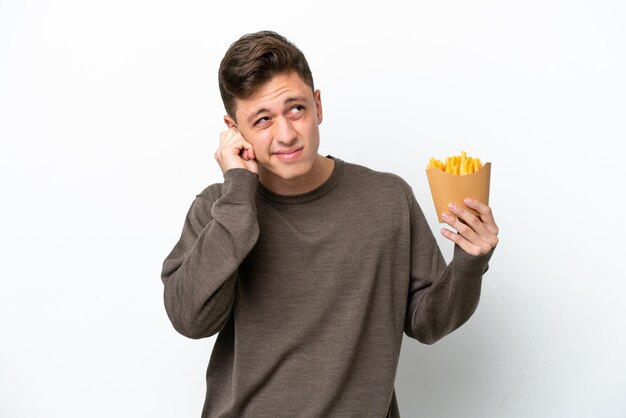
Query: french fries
427 151 482 175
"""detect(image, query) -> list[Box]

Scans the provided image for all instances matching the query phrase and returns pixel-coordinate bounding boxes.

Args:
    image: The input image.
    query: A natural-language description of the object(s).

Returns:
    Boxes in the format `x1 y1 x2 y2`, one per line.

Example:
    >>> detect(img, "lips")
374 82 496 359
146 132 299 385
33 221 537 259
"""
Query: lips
273 147 304 161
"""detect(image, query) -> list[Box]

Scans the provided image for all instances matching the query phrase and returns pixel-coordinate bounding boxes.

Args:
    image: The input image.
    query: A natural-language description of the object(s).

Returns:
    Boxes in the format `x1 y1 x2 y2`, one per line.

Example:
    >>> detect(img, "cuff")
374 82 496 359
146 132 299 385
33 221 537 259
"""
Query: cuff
220 168 259 204
452 244 495 276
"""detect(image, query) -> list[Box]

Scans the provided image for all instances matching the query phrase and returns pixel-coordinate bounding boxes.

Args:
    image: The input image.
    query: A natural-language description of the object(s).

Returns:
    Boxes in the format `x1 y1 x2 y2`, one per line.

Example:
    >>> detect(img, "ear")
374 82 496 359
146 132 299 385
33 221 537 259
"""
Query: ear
314 89 323 124
224 115 237 130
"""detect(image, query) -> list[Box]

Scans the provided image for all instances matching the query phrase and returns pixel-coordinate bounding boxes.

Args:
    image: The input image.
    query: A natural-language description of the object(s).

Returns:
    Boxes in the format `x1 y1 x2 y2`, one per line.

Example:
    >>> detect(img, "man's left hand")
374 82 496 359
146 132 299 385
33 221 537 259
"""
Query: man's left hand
441 198 499 256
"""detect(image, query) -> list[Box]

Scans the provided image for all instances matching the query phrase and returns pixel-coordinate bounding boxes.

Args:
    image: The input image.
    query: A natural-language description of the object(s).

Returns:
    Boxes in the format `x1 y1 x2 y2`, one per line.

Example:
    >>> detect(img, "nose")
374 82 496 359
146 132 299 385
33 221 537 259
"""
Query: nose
275 116 297 145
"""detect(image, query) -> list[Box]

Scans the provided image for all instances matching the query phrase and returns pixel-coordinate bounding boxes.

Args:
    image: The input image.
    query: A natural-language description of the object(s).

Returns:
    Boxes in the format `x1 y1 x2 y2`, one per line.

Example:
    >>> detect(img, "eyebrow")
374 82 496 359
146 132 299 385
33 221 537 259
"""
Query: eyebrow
246 96 308 124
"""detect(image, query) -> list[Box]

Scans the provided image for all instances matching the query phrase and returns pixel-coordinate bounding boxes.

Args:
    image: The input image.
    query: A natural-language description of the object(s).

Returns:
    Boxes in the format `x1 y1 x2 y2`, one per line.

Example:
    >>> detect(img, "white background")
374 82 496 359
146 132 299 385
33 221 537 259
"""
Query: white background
1 0 625 417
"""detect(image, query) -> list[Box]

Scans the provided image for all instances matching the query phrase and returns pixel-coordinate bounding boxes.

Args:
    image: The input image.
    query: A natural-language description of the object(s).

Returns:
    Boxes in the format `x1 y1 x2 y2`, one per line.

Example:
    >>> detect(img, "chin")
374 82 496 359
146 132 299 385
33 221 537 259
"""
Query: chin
264 160 313 181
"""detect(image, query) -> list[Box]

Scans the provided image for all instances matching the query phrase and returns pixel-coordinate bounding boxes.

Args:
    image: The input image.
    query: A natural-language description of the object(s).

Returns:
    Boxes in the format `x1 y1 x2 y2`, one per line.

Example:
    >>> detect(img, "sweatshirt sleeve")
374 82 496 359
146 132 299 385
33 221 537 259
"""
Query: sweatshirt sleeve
161 169 260 339
404 192 494 345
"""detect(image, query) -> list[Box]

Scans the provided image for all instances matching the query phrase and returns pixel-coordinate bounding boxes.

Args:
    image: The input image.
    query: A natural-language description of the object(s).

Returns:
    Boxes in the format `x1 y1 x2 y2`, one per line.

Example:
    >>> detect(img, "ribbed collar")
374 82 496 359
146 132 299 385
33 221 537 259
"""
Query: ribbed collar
256 156 345 204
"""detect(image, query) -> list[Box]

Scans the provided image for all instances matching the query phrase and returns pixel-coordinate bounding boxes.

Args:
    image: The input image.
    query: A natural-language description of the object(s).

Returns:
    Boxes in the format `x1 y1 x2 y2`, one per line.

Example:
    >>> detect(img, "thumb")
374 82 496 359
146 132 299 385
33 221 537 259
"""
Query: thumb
245 158 259 174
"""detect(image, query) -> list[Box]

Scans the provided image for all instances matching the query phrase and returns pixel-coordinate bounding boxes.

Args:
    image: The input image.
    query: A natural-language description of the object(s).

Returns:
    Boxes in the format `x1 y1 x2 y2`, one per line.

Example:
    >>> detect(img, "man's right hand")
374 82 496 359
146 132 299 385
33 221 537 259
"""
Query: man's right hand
214 128 259 174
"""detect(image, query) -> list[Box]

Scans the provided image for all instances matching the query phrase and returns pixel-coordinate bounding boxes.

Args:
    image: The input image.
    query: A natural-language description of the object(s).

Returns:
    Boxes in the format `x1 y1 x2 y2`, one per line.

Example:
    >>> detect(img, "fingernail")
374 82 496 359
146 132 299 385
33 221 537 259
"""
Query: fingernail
442 212 449 220
464 198 472 205
448 203 456 210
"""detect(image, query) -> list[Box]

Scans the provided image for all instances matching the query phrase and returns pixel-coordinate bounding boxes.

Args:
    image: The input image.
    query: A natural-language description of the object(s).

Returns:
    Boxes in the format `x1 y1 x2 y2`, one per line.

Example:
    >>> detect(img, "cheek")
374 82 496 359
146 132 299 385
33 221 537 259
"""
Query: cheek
305 123 320 143
247 131 272 157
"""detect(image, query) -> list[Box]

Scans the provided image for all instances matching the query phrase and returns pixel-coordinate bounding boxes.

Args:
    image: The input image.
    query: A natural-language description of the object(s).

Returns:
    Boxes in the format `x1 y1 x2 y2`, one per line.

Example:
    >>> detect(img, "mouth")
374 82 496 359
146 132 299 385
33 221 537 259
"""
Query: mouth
273 147 304 161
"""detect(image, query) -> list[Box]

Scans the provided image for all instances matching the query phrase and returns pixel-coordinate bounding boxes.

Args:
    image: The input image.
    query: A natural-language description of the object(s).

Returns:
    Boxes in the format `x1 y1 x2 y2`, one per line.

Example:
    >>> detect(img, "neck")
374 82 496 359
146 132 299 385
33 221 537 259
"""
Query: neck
260 155 335 196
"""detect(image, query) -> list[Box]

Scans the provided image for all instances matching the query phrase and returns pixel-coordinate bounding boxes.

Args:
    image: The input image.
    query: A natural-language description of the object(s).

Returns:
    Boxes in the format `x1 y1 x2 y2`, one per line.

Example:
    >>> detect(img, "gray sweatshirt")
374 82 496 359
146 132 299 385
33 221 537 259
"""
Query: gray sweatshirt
161 157 493 417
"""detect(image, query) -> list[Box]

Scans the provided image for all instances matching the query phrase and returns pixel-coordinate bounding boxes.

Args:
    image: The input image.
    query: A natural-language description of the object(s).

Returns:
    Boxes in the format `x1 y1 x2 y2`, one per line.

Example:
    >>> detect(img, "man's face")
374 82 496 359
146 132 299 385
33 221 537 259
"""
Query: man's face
225 72 324 192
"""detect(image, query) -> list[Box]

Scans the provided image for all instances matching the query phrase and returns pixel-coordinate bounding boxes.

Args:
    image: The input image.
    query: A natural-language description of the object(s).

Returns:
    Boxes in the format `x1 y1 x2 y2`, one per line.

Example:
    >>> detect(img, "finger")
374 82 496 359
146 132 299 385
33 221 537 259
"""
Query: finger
219 127 247 148
240 141 254 157
219 128 242 146
440 227 488 257
218 137 252 157
242 146 256 161
244 158 259 174
463 198 499 235
447 203 499 249
214 137 254 171
446 203 484 234
441 210 481 244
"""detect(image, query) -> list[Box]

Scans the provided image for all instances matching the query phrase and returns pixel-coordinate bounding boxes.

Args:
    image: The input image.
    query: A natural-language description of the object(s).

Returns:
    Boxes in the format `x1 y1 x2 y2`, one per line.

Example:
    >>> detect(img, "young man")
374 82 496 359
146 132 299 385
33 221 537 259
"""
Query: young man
161 31 499 417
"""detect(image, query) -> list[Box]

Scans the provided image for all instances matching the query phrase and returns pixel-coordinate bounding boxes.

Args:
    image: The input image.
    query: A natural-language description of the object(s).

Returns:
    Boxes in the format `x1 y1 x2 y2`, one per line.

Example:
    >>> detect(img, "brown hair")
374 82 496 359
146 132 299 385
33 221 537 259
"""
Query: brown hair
218 31 315 120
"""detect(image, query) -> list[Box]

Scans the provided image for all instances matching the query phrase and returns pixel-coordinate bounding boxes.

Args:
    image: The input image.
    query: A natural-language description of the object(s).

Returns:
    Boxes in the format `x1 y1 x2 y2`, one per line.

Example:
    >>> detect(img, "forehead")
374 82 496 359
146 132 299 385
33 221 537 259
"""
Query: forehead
234 73 314 120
